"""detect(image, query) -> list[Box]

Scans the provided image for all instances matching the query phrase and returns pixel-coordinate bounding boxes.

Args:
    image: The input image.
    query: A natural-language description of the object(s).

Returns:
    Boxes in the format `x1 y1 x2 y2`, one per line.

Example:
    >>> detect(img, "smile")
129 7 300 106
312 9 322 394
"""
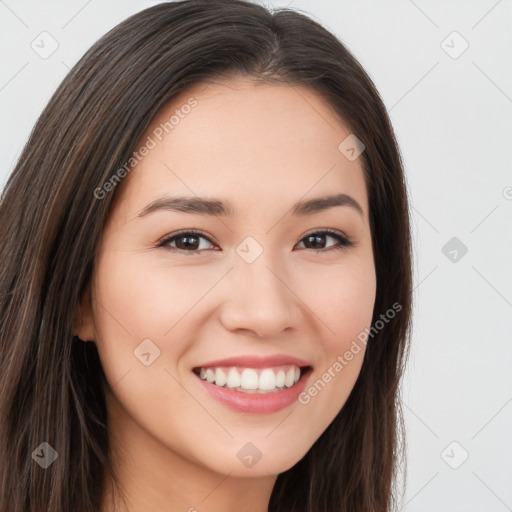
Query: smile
192 364 313 414
193 364 308 393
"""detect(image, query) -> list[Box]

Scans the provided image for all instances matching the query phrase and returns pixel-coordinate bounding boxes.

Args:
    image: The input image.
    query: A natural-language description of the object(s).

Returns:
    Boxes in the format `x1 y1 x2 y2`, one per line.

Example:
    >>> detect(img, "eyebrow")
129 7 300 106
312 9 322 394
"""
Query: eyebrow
136 192 364 219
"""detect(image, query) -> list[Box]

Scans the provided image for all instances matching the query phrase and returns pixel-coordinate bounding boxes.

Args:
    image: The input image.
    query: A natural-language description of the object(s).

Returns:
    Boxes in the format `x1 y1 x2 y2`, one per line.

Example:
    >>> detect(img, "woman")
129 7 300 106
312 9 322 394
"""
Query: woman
0 1 412 510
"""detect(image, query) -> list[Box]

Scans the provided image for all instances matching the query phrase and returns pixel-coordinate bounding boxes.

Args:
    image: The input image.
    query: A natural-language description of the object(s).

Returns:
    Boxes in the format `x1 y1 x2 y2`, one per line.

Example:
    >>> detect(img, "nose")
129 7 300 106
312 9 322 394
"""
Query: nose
218 255 302 339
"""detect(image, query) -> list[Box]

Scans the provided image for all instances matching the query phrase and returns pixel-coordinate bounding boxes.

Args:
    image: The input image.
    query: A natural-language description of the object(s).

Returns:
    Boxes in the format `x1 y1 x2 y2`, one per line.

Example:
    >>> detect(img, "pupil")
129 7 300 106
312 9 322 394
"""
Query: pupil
178 235 198 250
306 234 325 249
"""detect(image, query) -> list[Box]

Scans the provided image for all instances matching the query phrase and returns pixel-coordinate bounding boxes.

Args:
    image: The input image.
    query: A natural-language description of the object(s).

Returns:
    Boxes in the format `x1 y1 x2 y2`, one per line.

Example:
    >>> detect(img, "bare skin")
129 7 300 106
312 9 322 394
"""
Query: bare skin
74 77 376 512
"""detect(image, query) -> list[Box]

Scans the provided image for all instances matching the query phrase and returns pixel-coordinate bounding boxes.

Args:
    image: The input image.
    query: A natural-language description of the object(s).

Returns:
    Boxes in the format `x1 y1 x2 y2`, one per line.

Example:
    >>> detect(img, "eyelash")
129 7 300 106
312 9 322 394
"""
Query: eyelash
156 229 354 255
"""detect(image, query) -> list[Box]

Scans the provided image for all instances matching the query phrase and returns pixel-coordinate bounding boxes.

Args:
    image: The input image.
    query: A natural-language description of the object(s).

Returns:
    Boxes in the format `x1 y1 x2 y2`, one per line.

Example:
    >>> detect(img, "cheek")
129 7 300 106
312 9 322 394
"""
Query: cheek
296 255 377 352
90 250 176 386
93 250 209 341
292 256 375 426
91 251 209 446
91 249 222 394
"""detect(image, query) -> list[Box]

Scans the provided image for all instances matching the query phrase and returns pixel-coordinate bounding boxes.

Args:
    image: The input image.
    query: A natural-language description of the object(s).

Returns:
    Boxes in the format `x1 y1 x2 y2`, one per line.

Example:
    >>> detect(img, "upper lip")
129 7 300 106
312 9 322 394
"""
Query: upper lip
193 354 313 369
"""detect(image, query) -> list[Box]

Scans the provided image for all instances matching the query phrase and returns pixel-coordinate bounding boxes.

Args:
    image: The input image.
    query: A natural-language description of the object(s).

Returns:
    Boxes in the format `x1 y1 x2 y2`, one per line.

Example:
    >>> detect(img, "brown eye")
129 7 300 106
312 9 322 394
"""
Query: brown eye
158 230 216 254
296 230 354 252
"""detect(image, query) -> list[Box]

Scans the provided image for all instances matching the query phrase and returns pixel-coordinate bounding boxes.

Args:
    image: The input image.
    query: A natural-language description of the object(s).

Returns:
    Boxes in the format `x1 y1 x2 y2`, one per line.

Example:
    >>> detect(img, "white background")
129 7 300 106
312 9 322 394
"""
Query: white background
1 1 511 510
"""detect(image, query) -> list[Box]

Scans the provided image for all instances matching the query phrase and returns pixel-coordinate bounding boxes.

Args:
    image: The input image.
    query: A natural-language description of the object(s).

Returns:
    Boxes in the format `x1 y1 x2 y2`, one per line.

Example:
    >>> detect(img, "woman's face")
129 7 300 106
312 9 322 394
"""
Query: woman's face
79 77 376 478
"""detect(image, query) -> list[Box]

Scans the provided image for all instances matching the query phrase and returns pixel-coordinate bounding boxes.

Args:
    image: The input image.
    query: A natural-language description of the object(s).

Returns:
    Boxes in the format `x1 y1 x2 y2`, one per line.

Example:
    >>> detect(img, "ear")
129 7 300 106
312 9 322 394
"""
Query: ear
72 283 96 342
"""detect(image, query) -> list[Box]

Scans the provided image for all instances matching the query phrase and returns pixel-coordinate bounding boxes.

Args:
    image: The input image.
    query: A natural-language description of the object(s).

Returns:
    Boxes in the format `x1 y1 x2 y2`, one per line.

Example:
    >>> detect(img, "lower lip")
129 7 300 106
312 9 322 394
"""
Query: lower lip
193 368 312 414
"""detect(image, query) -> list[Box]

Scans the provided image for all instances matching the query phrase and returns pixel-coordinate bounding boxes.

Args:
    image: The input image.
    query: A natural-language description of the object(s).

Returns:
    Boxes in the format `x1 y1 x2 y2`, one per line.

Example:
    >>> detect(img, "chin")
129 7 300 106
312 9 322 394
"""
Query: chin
187 439 307 478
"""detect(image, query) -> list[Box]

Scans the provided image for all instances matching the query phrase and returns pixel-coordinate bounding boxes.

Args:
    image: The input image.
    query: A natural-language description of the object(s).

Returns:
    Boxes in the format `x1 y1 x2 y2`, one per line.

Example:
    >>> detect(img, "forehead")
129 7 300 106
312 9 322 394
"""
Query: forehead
112 78 368 222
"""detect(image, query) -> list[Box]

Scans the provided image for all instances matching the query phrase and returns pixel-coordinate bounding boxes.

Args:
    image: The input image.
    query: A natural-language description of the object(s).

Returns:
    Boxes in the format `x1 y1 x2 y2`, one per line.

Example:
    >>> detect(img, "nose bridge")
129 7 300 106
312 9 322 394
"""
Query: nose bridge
220 243 301 337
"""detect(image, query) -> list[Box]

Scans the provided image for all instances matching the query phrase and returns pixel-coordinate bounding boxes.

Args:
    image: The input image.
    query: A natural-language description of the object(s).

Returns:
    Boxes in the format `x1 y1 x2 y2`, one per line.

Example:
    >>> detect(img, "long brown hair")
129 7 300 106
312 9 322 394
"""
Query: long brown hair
0 1 412 510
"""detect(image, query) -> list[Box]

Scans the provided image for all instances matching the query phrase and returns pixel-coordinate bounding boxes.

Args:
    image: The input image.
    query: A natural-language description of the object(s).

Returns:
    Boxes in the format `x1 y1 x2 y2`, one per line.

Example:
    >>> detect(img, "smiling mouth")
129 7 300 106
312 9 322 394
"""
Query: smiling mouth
192 365 312 393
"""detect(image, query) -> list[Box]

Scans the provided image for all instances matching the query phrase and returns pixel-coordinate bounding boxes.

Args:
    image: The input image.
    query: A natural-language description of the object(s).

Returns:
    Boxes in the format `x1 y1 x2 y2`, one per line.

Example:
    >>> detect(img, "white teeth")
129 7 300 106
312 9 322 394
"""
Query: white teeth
258 369 276 391
284 368 295 387
226 368 241 388
215 368 227 387
196 365 304 392
275 370 285 388
240 368 259 389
